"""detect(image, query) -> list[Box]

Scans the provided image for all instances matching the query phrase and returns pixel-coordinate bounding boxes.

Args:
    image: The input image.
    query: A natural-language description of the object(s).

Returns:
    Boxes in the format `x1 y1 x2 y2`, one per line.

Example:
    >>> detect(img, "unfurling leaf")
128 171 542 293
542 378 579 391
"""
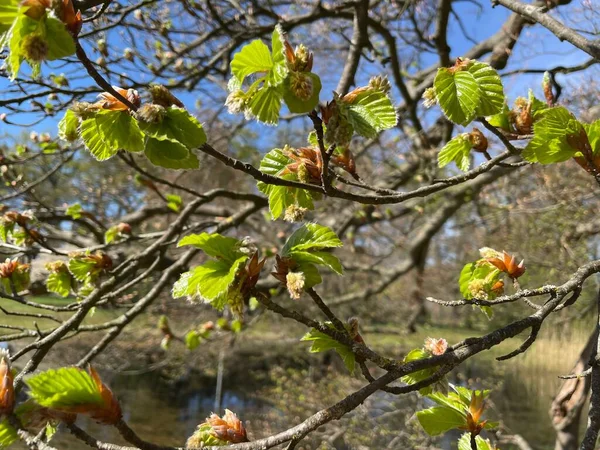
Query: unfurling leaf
438 134 471 172
301 323 355 373
186 409 248 447
26 366 121 424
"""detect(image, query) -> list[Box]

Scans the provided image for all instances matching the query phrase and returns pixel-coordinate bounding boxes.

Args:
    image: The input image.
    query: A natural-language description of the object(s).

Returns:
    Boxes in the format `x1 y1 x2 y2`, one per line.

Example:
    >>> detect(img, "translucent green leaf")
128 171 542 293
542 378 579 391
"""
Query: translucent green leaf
438 134 471 171
434 69 481 126
467 61 505 116
185 330 201 350
66 203 82 219
177 232 242 264
345 90 397 138
58 110 80 142
416 406 467 436
257 148 317 219
283 72 322 114
0 417 18 448
523 107 580 164
230 39 273 84
144 137 199 169
81 111 144 161
401 348 437 395
0 0 18 35
291 251 343 274
172 257 247 309
165 194 182 212
282 223 343 255
296 261 322 289
486 103 511 131
301 323 355 373
269 26 288 86
104 226 119 244
249 85 283 125
458 433 494 450
584 120 600 155
138 107 206 149
6 13 40 79
46 271 72 297
45 16 75 61
26 367 103 409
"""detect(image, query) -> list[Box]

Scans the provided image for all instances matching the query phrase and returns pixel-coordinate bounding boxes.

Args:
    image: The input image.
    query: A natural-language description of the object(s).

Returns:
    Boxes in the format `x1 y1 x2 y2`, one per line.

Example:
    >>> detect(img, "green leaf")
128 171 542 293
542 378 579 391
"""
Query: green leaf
434 69 481 126
185 330 201 350
486 103 511 131
257 148 317 219
282 223 343 256
165 194 182 212
584 120 600 155
523 106 580 164
296 261 322 289
144 137 199 169
458 433 494 450
0 0 18 35
68 257 101 283
0 220 15 242
81 110 144 161
249 85 283 125
66 203 82 219
58 110 80 142
401 348 439 395
283 72 322 114
172 256 247 309
291 251 343 274
230 39 273 84
6 13 41 79
138 107 206 149
0 418 18 448
269 26 287 86
416 406 467 436
301 324 355 373
45 16 75 60
345 90 397 138
467 61 505 116
104 226 119 244
438 134 472 171
26 367 103 409
177 232 242 264
46 271 72 297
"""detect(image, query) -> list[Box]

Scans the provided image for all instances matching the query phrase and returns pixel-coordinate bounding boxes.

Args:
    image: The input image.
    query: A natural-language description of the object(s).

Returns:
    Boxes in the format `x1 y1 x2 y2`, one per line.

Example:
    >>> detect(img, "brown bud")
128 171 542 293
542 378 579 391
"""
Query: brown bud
468 128 488 152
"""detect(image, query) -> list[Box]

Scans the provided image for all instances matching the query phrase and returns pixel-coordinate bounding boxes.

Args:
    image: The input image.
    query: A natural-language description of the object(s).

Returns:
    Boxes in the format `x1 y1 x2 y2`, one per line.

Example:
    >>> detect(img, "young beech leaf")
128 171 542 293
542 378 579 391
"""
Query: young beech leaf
0 417 18 448
438 134 472 172
434 69 481 126
248 85 283 125
138 107 206 150
523 106 581 164
6 13 40 79
0 0 18 35
416 406 467 436
185 330 201 350
584 120 600 154
144 137 199 170
301 323 355 373
282 223 343 255
81 110 144 161
46 271 72 297
26 367 121 424
58 109 79 142
457 433 494 450
178 232 242 264
165 194 182 212
257 148 318 220
230 39 273 84
467 61 505 117
27 367 103 409
344 89 398 138
401 348 438 395
66 203 82 219
45 16 75 61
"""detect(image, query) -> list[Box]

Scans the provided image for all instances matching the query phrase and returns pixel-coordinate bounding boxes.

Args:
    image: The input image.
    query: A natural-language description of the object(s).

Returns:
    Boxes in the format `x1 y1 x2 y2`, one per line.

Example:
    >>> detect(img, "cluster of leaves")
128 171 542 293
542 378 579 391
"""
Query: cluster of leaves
0 257 31 293
186 409 248 447
172 233 261 317
226 26 321 125
104 222 131 245
416 385 498 448
58 85 206 169
458 247 525 318
272 223 343 298
0 210 42 247
0 0 80 79
257 77 397 219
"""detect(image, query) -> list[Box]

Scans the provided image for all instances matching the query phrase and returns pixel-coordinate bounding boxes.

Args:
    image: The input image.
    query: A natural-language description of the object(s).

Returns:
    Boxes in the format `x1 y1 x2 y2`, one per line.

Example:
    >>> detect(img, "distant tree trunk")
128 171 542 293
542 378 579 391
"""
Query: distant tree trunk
406 243 429 333
550 329 597 450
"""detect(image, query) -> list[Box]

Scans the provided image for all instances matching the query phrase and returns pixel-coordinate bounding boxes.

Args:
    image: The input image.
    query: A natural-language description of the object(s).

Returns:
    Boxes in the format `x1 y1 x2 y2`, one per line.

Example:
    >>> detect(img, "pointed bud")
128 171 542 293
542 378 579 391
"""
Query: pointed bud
0 349 15 416
542 71 555 106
